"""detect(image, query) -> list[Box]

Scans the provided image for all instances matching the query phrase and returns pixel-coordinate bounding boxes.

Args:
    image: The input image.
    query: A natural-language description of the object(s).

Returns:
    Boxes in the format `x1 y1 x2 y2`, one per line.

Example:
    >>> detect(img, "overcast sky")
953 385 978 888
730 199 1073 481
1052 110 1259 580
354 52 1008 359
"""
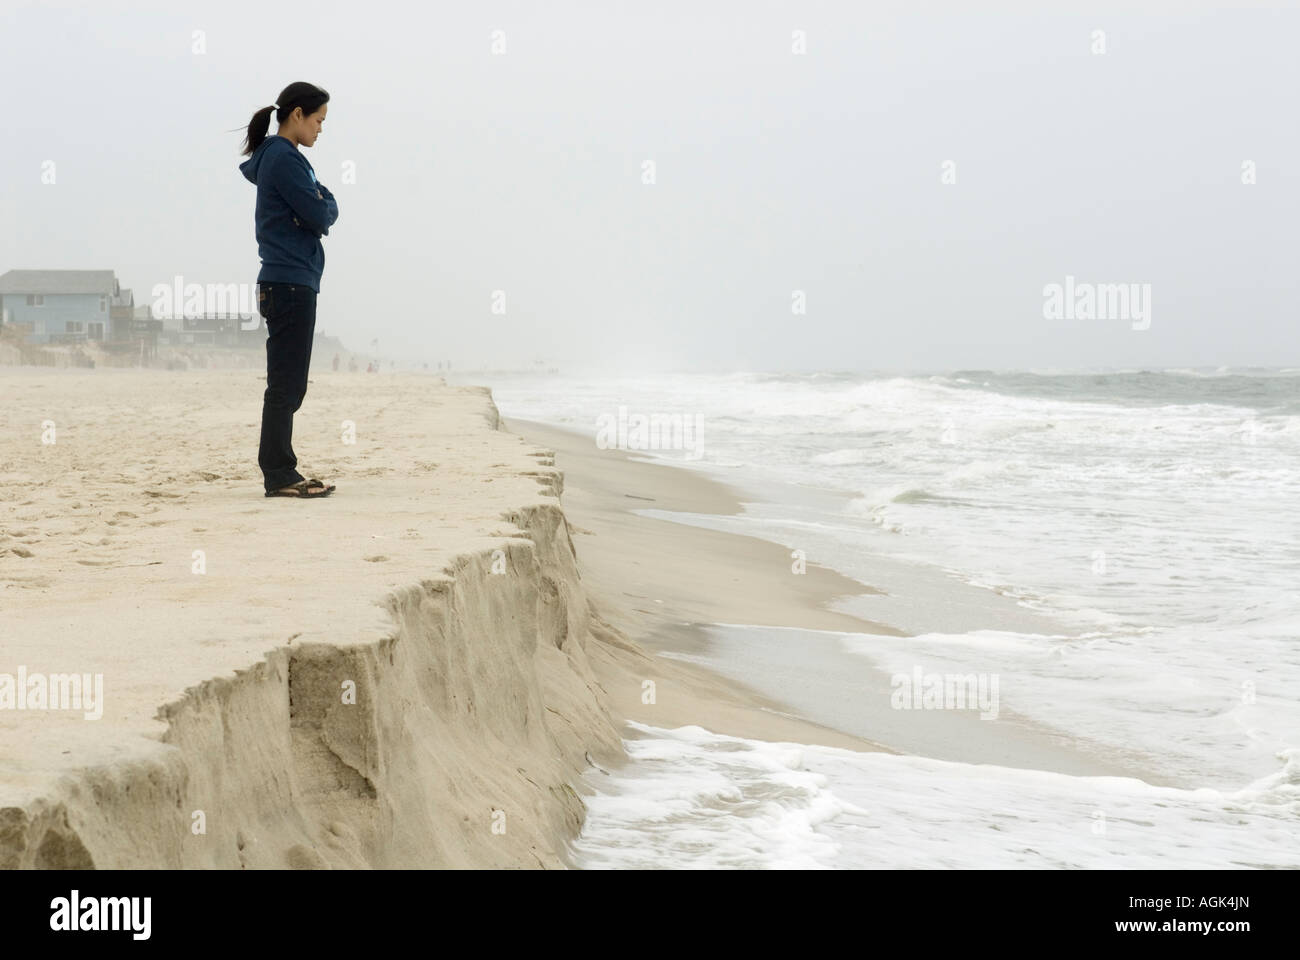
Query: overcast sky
1 0 1296 373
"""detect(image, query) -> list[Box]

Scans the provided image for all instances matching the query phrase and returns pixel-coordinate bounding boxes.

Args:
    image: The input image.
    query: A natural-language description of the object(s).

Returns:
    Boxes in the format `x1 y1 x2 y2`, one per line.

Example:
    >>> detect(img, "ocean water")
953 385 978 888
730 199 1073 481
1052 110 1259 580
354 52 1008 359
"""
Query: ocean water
479 370 1300 868
566 722 1299 870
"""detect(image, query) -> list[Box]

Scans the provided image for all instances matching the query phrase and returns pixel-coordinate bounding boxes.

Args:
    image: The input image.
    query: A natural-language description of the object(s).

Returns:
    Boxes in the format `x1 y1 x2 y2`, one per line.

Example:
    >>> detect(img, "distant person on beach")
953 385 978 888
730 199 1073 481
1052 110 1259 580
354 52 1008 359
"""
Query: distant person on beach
348 356 358 372
332 352 339 371
239 81 338 499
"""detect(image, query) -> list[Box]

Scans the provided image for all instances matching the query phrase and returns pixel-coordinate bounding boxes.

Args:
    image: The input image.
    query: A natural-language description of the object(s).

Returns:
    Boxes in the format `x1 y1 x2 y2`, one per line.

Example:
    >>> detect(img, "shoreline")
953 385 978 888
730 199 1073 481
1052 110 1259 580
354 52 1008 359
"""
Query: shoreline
506 417 1184 787
503 417 901 756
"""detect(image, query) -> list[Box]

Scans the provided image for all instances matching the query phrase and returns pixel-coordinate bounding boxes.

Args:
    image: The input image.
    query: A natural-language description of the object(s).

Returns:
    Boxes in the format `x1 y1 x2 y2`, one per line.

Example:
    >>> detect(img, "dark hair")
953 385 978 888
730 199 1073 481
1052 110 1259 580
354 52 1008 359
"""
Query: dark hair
240 81 330 156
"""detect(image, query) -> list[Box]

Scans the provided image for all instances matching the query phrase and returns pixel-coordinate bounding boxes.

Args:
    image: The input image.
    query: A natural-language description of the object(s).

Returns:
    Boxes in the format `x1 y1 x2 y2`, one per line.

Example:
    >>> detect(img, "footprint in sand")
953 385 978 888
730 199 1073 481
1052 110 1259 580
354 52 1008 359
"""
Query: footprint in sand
284 845 327 869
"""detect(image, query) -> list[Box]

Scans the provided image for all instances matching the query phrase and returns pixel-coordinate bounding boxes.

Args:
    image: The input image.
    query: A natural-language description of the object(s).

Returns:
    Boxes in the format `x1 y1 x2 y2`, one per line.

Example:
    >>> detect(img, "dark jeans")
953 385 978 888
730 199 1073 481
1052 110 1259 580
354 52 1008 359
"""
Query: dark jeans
257 282 317 492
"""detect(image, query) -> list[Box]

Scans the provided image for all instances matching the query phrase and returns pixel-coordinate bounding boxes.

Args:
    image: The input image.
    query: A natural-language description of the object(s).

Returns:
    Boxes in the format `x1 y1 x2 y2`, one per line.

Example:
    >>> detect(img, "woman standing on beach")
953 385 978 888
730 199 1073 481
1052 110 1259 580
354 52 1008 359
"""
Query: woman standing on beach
239 81 339 499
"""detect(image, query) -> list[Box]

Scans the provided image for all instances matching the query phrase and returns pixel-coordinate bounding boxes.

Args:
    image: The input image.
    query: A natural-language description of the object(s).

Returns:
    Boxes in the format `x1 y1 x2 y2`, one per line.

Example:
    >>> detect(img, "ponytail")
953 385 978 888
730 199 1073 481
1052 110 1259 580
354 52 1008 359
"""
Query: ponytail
239 82 330 156
241 104 277 156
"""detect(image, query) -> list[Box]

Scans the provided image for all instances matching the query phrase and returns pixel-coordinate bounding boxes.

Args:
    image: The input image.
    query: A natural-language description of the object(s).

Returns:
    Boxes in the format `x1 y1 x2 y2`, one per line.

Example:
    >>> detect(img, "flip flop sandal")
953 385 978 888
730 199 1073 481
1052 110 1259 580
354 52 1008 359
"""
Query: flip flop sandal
266 478 336 498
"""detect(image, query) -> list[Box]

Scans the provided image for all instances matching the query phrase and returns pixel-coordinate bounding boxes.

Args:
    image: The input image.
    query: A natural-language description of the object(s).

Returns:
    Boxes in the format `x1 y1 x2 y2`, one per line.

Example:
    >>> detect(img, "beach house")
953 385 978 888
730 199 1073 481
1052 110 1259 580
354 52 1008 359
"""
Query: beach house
0 269 126 344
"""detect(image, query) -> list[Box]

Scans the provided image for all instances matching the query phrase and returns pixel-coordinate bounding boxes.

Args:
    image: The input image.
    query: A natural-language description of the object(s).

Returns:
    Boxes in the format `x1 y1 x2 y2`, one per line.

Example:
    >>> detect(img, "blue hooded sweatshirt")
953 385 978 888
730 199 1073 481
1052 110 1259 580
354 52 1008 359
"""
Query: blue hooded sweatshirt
239 135 339 292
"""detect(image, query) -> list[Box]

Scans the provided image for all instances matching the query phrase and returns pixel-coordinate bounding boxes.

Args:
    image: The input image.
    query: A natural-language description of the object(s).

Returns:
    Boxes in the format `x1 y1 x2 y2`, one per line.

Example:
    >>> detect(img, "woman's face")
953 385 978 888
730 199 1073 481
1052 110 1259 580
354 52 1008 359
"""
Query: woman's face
293 103 327 147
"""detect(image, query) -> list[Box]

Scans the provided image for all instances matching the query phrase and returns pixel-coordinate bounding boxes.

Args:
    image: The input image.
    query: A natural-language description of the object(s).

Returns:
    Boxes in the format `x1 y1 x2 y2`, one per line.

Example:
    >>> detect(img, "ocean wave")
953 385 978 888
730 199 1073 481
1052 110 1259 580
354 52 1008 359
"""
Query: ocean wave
811 448 874 466
572 722 1300 869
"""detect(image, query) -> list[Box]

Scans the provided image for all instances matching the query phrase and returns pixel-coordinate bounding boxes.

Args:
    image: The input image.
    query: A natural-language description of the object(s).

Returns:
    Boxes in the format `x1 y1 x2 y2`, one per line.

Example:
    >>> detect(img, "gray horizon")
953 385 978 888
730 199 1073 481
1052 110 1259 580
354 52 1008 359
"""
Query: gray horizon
1 0 1296 374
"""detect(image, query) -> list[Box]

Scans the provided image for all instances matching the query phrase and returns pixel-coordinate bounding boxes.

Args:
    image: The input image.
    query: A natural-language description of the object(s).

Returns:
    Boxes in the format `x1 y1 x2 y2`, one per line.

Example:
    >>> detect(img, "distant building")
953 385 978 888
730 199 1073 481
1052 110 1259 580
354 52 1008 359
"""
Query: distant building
144 303 181 335
0 270 273 352
178 313 265 347
109 285 137 340
0 270 120 344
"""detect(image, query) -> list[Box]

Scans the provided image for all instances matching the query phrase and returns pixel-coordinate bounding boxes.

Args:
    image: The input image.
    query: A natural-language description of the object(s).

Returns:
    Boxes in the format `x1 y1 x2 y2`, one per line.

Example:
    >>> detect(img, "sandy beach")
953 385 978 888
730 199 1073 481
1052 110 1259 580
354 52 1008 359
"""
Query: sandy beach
0 366 900 868
1 367 618 867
